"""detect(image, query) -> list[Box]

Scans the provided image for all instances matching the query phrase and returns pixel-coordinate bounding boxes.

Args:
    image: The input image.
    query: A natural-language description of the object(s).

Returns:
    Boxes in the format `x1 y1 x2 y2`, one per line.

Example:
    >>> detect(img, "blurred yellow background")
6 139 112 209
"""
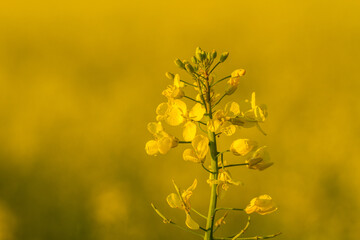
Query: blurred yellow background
0 0 359 239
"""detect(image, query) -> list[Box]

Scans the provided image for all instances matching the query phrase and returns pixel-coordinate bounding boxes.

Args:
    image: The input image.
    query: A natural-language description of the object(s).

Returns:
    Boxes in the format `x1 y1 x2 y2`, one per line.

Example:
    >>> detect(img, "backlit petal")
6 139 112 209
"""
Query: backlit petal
183 121 197 141
166 193 182 209
185 213 199 230
145 140 159 155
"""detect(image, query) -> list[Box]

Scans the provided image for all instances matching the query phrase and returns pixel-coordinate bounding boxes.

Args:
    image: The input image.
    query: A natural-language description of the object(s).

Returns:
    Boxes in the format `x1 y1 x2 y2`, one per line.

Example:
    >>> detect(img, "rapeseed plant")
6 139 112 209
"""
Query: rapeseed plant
147 47 280 240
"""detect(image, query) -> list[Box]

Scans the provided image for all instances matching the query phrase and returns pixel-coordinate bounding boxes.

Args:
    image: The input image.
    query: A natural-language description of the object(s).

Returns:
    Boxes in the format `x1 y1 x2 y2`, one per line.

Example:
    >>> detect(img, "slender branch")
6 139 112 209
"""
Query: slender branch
216 150 230 158
181 79 197 87
223 163 249 168
256 122 267 136
212 75 231 87
192 208 208 220
213 93 227 107
198 122 208 134
230 216 251 240
184 95 202 104
202 163 216 174
179 141 192 144
209 61 221 75
151 203 204 238
198 121 207 125
214 232 282 240
214 208 244 213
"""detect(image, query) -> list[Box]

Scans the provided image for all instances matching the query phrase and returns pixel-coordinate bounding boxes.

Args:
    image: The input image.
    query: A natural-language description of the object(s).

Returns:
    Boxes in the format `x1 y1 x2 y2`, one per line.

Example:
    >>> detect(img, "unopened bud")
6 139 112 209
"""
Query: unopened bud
195 47 202 55
174 58 185 69
200 51 206 61
211 50 217 59
207 52 211 60
185 64 195 73
191 56 197 64
220 52 229 62
225 85 237 95
165 72 174 80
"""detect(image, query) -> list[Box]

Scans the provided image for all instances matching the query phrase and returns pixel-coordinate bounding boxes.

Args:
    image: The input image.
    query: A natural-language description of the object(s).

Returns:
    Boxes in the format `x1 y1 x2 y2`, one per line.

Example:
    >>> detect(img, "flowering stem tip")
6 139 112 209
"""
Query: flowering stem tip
146 47 279 240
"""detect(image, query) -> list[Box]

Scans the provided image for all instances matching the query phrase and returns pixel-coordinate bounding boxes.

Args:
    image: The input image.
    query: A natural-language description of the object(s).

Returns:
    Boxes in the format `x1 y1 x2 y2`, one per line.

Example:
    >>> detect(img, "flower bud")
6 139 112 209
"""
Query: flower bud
195 47 202 55
230 139 257 156
174 58 185 69
185 64 195 74
225 85 237 95
191 56 197 64
220 52 229 62
200 51 206 61
211 49 217 59
206 52 211 60
165 72 174 80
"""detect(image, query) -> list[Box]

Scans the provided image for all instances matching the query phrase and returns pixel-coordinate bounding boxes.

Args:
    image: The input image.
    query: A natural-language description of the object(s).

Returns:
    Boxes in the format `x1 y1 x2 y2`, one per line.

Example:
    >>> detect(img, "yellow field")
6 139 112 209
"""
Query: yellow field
0 1 359 239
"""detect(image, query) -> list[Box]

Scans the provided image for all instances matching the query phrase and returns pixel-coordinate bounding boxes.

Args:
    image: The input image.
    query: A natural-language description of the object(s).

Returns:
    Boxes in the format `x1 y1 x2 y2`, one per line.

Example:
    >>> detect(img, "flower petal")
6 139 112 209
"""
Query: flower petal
145 140 159 155
165 105 185 126
183 121 197 142
192 135 209 160
147 122 163 135
221 122 236 136
157 137 172 154
185 213 199 230
174 74 184 88
225 102 240 117
166 193 182 209
189 103 205 121
183 148 201 163
230 139 257 156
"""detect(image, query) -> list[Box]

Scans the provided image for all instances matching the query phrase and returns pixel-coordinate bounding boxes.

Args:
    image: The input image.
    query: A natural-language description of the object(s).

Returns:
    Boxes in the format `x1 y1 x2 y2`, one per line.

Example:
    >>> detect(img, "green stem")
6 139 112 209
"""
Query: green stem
204 72 219 240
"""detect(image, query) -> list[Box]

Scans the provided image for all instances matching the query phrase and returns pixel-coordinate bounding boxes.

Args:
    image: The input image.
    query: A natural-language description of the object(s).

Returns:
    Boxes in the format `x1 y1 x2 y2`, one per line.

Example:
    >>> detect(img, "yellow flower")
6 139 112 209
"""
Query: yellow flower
156 100 187 126
145 122 178 156
166 179 199 230
243 92 268 123
183 135 209 163
230 139 258 156
246 146 273 171
226 69 246 95
156 100 205 141
245 194 277 215
208 102 241 136
207 170 241 199
183 103 206 141
162 74 185 100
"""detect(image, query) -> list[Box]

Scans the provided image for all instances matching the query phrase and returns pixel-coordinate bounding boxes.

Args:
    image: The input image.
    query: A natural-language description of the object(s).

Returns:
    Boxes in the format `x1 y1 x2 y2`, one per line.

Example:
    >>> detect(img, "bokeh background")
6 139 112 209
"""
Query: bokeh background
0 0 359 239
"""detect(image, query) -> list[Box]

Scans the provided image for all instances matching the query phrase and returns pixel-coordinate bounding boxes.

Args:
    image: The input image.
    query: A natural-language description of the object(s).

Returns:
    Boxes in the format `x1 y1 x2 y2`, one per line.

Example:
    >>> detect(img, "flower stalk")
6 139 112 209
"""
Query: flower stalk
146 47 280 240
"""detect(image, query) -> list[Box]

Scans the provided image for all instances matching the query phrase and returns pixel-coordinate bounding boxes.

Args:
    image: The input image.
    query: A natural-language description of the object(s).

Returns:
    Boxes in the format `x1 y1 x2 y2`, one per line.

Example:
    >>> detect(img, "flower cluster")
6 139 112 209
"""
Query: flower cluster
147 47 280 240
